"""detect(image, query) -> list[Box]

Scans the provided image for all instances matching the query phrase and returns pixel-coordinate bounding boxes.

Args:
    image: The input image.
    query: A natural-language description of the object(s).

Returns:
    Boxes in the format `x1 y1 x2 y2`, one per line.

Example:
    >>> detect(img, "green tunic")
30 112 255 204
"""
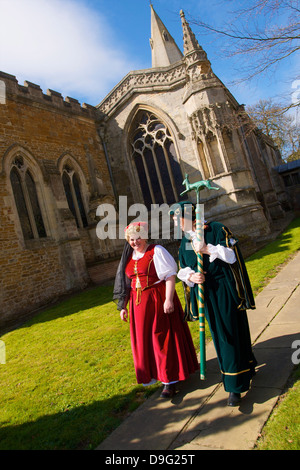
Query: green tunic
179 221 257 393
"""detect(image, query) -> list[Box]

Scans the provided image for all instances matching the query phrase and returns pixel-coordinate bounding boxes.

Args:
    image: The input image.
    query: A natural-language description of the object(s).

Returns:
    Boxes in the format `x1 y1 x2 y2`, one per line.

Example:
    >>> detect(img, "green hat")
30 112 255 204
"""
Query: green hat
169 200 196 220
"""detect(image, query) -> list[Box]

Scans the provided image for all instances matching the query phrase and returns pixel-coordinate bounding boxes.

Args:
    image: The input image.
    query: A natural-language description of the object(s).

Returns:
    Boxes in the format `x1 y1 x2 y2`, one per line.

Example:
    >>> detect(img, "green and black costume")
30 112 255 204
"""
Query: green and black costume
179 221 257 393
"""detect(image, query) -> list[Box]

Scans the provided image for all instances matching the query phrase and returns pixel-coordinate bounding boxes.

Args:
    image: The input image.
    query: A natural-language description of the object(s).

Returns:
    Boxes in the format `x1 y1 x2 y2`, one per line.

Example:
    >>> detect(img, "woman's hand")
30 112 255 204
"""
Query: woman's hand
189 272 206 284
120 308 128 322
164 299 174 314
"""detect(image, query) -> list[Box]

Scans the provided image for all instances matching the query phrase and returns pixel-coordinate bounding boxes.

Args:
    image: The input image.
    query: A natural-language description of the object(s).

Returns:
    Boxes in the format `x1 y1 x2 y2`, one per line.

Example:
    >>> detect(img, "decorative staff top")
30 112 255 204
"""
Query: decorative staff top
180 173 219 196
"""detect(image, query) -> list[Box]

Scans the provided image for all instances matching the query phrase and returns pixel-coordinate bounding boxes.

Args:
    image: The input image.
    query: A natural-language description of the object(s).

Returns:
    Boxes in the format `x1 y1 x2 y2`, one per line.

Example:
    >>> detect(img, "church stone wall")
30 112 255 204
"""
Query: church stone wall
0 72 115 330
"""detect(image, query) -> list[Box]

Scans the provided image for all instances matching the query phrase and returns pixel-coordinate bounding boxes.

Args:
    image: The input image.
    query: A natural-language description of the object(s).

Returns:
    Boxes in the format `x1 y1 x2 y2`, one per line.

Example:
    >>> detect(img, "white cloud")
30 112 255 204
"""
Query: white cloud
0 0 138 104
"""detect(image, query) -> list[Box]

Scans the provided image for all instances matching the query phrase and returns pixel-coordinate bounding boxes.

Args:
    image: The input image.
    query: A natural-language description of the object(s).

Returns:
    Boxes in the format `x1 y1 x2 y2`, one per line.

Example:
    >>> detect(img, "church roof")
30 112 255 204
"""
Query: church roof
274 159 300 173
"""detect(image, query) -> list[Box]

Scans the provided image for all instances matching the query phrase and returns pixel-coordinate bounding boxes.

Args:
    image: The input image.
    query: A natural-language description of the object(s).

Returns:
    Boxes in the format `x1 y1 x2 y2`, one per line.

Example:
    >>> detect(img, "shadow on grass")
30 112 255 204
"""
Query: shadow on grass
12 285 115 332
0 387 143 450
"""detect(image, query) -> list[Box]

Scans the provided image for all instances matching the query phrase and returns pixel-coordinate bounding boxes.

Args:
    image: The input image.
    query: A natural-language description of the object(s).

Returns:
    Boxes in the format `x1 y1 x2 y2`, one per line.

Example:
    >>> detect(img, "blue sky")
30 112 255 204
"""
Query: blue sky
1 0 299 110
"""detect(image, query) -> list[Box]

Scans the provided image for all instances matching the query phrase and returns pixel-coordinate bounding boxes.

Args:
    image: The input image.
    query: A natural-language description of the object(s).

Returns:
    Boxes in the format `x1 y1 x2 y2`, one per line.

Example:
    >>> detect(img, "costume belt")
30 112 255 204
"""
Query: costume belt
133 280 162 306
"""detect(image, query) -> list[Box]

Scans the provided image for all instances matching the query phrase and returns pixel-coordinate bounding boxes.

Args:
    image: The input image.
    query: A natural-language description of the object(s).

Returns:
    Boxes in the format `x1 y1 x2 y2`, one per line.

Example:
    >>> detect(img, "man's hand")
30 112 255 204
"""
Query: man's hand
189 272 206 284
193 239 210 255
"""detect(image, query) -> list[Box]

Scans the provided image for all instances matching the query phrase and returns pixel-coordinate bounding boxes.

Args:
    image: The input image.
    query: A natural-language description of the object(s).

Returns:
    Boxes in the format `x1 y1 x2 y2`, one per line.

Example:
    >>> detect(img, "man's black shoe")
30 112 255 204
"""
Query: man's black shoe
227 392 241 406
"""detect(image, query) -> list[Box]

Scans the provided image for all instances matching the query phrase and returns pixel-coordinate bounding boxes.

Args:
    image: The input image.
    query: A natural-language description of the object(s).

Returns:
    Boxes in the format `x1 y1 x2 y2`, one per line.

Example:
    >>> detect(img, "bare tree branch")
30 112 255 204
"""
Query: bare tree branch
188 0 300 99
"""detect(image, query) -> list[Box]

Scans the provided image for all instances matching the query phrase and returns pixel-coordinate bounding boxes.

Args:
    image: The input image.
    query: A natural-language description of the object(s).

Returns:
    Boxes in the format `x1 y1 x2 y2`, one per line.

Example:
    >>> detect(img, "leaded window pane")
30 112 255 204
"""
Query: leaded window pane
154 144 174 204
143 147 164 204
63 172 79 227
73 174 88 227
165 140 184 199
134 156 152 208
10 167 34 240
25 171 46 238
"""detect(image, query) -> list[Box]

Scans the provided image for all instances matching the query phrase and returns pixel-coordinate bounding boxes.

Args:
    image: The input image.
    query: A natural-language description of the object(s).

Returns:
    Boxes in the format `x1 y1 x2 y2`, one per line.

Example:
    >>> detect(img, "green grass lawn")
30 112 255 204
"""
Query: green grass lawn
245 217 300 295
0 217 299 450
255 365 300 450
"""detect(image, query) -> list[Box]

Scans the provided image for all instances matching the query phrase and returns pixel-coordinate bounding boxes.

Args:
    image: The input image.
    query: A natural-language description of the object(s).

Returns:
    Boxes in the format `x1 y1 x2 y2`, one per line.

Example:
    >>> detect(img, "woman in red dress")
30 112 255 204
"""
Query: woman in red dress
114 222 199 398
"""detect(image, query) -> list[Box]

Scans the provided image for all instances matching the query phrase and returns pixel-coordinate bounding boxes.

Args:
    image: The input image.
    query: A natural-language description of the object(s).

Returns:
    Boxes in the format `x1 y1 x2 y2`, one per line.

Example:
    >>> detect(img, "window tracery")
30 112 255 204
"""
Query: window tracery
62 163 88 228
130 112 183 207
10 155 47 240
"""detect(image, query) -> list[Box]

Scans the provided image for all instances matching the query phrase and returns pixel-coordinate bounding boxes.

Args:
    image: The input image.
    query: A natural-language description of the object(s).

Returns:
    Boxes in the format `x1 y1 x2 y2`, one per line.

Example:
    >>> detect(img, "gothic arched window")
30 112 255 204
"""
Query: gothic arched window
62 164 88 228
10 156 47 240
130 112 183 207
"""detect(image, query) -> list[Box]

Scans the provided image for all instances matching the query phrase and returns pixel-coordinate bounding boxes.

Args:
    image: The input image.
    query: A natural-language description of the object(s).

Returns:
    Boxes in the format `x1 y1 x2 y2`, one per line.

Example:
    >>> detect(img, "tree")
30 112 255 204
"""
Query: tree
246 98 300 160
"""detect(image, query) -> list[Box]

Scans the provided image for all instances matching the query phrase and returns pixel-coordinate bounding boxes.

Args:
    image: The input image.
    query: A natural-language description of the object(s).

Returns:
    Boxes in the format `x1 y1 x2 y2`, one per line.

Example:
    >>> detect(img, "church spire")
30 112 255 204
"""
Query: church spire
150 4 183 68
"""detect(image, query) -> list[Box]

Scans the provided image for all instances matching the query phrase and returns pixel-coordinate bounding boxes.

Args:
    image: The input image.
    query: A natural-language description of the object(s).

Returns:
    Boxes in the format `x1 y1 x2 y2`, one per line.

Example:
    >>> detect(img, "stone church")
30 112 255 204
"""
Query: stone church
0 6 291 330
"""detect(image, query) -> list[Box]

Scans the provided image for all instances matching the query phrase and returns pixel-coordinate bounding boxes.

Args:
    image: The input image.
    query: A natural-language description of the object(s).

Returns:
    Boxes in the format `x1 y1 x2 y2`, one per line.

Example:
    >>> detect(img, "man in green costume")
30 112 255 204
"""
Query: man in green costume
174 201 257 406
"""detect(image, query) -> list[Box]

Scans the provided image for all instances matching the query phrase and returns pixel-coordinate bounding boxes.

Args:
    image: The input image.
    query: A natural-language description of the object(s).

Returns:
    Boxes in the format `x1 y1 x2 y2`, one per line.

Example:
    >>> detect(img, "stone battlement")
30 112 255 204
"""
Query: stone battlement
0 71 97 117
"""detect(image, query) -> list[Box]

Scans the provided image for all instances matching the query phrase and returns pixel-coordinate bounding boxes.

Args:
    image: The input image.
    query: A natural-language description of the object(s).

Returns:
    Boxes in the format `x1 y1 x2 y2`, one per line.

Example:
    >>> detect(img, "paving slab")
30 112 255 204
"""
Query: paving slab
96 252 300 451
97 352 221 451
172 386 282 450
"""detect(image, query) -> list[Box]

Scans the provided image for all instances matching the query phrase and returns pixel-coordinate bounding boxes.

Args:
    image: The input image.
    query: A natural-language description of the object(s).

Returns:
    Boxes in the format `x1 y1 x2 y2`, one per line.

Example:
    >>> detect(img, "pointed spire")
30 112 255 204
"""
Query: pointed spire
150 4 183 68
180 10 208 61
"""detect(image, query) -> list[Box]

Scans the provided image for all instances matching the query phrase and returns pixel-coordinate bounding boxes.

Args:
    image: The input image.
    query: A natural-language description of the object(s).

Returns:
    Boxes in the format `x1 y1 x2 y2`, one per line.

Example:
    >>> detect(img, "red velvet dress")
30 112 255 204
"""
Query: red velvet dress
125 244 199 384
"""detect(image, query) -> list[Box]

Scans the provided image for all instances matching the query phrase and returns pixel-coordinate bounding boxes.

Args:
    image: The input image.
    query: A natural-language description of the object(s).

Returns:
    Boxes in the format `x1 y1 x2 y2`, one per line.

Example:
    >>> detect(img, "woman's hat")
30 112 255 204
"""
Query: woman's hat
124 221 148 240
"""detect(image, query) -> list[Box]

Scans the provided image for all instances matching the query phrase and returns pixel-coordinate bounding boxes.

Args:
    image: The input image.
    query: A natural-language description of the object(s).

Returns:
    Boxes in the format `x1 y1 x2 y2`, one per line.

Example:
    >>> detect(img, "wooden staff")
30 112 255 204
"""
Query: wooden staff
195 189 206 380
